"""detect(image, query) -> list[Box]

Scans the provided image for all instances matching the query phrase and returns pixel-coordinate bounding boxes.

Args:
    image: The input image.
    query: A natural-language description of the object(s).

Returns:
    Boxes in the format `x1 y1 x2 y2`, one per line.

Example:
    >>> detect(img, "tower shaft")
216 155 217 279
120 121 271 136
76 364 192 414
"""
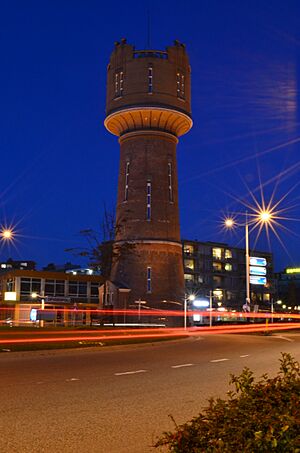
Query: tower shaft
105 39 192 310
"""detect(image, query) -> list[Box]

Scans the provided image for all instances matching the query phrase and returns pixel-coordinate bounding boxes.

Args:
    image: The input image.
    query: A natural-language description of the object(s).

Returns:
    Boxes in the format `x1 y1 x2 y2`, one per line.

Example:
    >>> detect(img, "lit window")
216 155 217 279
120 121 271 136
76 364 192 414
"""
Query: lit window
225 263 232 271
147 267 151 292
213 262 222 271
184 259 194 270
168 162 173 202
124 161 130 201
176 72 185 99
119 71 124 96
225 249 232 259
212 248 222 260
114 70 124 97
184 274 193 281
148 65 153 93
213 289 223 300
147 181 151 220
184 244 194 255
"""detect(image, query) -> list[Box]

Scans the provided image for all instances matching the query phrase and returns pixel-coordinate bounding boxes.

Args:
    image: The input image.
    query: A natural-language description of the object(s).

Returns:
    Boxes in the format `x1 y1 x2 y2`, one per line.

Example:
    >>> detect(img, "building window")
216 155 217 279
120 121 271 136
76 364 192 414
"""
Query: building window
168 162 173 202
45 279 55 295
212 248 222 260
184 259 194 270
148 65 153 93
225 249 232 259
213 262 222 272
184 273 193 281
6 278 15 292
176 72 185 99
114 70 124 97
225 263 232 272
226 291 233 300
197 275 204 283
124 161 130 201
213 289 223 300
91 283 99 297
20 278 41 295
147 267 151 292
147 181 151 220
55 280 65 296
184 244 194 255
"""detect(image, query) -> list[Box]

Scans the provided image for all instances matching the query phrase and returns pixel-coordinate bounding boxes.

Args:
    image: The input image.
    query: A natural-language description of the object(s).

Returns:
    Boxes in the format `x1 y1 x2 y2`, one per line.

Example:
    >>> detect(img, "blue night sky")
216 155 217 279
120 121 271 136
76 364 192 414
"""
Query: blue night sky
0 0 299 271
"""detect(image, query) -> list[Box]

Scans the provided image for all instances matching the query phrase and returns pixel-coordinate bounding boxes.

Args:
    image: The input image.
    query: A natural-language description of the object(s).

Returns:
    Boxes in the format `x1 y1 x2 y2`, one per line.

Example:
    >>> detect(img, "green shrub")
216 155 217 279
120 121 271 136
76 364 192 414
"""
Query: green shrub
155 353 300 452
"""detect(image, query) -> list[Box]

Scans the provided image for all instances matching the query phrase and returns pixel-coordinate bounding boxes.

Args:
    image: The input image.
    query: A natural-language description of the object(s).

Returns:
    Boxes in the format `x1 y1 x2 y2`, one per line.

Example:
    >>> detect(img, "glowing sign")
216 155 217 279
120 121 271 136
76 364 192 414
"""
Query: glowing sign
250 266 266 276
250 257 267 267
193 299 209 308
30 309 37 322
250 276 267 285
4 291 17 301
286 268 300 274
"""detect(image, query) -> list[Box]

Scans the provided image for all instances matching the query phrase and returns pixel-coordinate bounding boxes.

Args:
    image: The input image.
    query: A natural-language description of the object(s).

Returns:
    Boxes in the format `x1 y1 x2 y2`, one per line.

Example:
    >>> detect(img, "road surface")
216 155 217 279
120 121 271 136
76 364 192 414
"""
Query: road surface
0 332 299 452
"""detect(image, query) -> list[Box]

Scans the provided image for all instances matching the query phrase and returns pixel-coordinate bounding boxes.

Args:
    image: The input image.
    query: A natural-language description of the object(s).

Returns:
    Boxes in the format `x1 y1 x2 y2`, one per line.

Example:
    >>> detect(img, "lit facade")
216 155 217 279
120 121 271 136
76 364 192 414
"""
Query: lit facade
182 240 274 310
274 267 300 312
0 270 103 325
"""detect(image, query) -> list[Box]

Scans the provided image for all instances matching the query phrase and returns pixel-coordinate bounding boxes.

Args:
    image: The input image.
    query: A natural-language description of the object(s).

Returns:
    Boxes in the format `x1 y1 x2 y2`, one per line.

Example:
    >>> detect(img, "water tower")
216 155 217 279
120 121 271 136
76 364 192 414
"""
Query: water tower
104 39 192 311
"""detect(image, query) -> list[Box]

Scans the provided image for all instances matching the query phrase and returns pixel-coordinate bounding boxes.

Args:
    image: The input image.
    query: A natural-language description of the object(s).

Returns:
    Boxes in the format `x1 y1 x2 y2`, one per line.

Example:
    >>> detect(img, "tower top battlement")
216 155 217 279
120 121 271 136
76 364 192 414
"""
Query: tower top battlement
105 39 192 138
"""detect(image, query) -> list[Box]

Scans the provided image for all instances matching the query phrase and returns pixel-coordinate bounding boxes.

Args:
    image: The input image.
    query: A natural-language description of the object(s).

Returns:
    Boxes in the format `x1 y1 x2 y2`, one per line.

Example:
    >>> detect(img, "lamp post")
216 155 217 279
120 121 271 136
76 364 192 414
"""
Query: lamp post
209 290 213 328
184 294 195 330
134 299 147 322
31 290 45 327
224 209 271 311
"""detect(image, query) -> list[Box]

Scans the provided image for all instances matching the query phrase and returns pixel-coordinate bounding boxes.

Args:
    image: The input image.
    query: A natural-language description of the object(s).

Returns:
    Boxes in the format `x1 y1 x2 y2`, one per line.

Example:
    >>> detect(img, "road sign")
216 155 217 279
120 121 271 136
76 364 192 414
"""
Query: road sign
250 266 266 276
250 275 267 285
250 257 267 267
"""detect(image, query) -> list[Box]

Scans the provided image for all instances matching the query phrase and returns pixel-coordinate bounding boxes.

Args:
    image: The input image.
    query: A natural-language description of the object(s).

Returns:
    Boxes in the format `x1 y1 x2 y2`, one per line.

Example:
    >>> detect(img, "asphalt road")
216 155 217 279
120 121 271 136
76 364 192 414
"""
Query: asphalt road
0 332 299 453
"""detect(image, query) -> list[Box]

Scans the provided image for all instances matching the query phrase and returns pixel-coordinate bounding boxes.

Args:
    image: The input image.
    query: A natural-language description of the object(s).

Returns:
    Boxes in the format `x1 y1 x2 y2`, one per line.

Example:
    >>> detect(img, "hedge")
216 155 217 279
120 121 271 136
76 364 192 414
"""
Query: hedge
155 353 300 452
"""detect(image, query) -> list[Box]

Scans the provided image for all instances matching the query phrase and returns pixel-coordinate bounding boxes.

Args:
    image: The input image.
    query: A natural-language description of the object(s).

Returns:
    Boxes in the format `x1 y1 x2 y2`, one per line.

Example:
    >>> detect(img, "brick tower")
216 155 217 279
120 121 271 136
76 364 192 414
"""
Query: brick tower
104 39 192 312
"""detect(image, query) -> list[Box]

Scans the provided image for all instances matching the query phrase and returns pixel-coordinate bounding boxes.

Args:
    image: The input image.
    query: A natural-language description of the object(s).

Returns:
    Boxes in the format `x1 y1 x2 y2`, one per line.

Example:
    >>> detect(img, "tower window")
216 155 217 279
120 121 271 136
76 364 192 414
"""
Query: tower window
147 267 152 293
124 161 130 201
146 181 151 220
176 72 185 99
148 65 153 93
168 162 173 202
114 70 124 97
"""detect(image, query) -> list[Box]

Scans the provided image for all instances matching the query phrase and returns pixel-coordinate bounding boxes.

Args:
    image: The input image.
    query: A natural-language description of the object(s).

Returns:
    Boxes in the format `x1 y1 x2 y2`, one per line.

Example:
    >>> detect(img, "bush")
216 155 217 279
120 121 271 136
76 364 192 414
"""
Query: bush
155 353 300 452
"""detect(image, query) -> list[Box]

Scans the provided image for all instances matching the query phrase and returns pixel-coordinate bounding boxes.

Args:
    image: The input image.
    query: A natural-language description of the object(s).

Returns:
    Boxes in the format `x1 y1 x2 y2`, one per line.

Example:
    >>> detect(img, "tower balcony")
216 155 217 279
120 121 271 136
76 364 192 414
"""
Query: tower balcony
104 106 193 138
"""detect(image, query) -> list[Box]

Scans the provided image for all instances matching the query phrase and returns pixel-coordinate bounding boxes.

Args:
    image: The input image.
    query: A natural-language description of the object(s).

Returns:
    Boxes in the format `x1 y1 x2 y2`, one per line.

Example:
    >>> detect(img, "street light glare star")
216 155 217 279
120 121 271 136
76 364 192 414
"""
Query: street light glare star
1 228 14 240
259 210 272 223
224 218 234 228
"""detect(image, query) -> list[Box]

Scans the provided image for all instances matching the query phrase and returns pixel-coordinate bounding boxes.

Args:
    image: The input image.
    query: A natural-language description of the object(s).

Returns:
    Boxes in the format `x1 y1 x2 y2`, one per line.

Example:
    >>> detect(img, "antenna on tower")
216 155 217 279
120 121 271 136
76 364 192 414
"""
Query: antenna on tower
147 10 151 48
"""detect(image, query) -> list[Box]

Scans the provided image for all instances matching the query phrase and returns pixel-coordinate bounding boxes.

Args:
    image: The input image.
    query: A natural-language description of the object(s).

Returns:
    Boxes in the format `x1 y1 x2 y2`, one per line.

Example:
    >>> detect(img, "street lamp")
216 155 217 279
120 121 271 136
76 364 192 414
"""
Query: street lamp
184 294 195 330
31 291 46 327
224 209 272 310
0 228 14 241
134 299 147 322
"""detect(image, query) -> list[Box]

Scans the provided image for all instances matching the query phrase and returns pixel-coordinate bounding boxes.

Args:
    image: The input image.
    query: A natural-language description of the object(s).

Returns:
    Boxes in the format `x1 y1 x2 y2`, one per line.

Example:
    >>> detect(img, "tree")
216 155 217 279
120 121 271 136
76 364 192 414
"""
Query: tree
65 206 135 283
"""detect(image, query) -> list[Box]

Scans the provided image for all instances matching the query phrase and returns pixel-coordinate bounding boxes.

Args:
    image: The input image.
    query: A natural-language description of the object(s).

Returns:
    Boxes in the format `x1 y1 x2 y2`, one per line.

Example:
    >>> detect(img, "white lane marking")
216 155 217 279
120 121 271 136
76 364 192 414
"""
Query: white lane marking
274 335 294 342
240 354 250 358
210 358 229 363
114 369 147 376
171 363 194 369
66 378 80 382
